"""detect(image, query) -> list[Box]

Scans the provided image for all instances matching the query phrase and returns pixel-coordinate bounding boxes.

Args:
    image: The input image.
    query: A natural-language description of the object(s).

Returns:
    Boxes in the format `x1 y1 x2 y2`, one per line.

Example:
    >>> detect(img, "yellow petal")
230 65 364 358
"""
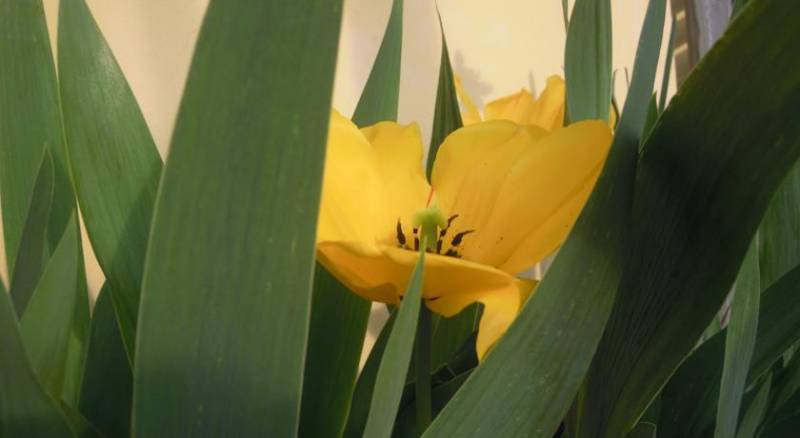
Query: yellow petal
433 120 612 273
474 279 538 359
454 74 482 125
361 121 431 245
484 89 538 125
317 110 384 244
527 75 566 131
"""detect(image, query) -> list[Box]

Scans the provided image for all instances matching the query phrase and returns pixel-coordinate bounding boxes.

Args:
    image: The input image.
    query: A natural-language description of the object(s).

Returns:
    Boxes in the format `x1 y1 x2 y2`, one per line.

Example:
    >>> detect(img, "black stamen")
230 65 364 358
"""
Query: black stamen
445 249 461 258
439 214 459 238
414 237 419 251
451 230 475 247
396 219 406 246
436 239 443 254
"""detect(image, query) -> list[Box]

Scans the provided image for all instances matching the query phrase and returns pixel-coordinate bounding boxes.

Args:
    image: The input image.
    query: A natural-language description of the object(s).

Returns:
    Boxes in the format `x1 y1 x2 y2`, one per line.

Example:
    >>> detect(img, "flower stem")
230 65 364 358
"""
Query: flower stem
414 304 433 432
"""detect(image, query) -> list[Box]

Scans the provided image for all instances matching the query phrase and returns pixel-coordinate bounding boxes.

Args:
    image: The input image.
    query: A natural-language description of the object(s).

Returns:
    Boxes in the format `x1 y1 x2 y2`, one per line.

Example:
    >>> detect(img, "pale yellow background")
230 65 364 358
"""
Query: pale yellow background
24 1 672 354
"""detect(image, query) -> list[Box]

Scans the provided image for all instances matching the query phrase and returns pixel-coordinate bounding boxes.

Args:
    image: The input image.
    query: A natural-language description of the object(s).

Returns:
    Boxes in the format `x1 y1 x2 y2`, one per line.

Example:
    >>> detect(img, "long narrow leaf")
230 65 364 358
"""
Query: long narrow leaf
736 374 771 438
581 2 800 435
19 214 81 398
759 163 800 289
565 0 612 122
351 0 403 126
716 240 761 437
132 0 343 435
58 0 162 361
363 250 425 438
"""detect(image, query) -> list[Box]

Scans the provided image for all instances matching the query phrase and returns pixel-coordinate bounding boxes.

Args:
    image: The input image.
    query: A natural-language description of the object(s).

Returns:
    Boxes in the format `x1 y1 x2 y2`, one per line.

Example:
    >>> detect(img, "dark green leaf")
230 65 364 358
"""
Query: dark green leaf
351 0 402 126
429 307 479 371
364 250 426 438
58 0 163 362
759 163 800 290
79 285 132 438
10 150 54 316
736 374 771 438
425 0 664 435
565 0 612 122
579 2 800 435
19 214 81 398
60 402 104 438
716 239 761 437
627 422 656 438
426 16 463 179
0 0 64 274
59 252 90 408
344 311 397 438
132 0 343 435
394 371 471 438
299 264 371 437
641 93 659 146
0 267 72 437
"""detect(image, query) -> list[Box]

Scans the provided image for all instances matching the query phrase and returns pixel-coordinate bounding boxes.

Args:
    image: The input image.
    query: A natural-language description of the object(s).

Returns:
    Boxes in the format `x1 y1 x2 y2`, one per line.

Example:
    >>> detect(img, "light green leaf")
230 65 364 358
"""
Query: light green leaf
0 286 72 437
716 239 761 438
343 311 397 438
299 265 371 438
363 249 425 438
579 1 800 435
58 0 162 362
79 285 132 438
19 214 81 399
736 374 771 438
565 0 612 122
351 0 403 126
132 0 343 435
10 149 54 316
659 16 677 112
425 0 665 436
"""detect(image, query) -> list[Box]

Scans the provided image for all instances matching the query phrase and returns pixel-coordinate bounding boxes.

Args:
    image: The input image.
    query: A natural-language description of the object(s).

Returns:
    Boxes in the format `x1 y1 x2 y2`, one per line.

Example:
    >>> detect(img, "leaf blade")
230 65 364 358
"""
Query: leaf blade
565 0 613 122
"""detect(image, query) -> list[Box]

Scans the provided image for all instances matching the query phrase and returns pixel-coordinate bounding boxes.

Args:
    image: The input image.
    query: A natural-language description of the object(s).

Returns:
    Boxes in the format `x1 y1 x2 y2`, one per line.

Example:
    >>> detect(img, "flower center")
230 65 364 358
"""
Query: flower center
395 212 475 258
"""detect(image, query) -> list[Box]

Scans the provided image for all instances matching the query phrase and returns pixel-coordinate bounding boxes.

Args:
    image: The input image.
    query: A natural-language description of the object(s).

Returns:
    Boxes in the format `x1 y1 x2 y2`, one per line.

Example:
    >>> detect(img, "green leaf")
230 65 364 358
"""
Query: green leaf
658 16 677 112
716 239 761 437
299 265 371 437
565 0 612 122
426 16 463 179
736 374 771 438
429 307 479 371
132 0 343 435
60 402 104 438
759 163 800 289
393 371 472 437
0 264 72 437
363 249 425 438
19 214 81 398
579 1 800 435
58 0 163 362
59 252 91 409
627 422 656 438
79 285 132 438
343 311 397 438
425 0 666 436
641 93 659 146
0 0 64 274
10 150 54 316
351 0 403 126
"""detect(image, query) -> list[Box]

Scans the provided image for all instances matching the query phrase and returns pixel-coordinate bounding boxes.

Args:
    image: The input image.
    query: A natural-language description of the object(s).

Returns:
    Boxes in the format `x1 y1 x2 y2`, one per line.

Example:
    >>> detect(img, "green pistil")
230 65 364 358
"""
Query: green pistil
412 204 447 253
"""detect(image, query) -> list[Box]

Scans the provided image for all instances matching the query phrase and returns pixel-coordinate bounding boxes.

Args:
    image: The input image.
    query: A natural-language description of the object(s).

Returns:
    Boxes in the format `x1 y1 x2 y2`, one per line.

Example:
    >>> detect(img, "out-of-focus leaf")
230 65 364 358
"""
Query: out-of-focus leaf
58 0 162 361
627 422 656 438
716 239 761 437
351 0 402 126
579 2 800 435
0 0 64 273
565 0 612 122
79 285 132 438
426 1 665 436
10 150 54 315
659 17 677 112
364 250 425 438
19 214 81 398
736 374 771 438
132 0 343 435
0 269 72 437
641 93 659 146
759 163 800 290
299 265 371 437
60 402 103 438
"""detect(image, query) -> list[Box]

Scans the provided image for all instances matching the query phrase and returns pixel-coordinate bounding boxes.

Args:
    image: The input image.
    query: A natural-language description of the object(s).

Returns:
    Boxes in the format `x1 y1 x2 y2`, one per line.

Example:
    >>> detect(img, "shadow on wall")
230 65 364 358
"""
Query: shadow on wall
452 51 493 107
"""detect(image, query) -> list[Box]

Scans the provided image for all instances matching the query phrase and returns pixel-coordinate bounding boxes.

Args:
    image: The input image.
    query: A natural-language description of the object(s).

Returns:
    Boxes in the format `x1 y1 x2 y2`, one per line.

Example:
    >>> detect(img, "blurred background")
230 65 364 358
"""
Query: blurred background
24 0 681 360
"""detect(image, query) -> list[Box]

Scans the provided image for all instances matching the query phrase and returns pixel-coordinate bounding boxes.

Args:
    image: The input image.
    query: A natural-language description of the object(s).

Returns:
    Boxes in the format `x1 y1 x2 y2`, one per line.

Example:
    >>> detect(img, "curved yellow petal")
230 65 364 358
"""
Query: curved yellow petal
474 279 538 359
432 120 612 272
361 121 430 245
317 111 384 244
528 75 566 131
484 89 538 125
454 74 482 125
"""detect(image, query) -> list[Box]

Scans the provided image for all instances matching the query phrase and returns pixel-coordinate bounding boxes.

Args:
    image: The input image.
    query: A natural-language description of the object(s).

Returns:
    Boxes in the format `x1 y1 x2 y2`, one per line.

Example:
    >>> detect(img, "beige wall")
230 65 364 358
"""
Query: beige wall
29 0 673 300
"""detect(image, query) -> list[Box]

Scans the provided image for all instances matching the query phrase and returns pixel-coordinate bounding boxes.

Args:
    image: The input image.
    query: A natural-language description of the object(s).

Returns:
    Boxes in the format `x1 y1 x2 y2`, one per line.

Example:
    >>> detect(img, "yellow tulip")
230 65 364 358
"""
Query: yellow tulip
316 110 612 358
456 74 617 130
